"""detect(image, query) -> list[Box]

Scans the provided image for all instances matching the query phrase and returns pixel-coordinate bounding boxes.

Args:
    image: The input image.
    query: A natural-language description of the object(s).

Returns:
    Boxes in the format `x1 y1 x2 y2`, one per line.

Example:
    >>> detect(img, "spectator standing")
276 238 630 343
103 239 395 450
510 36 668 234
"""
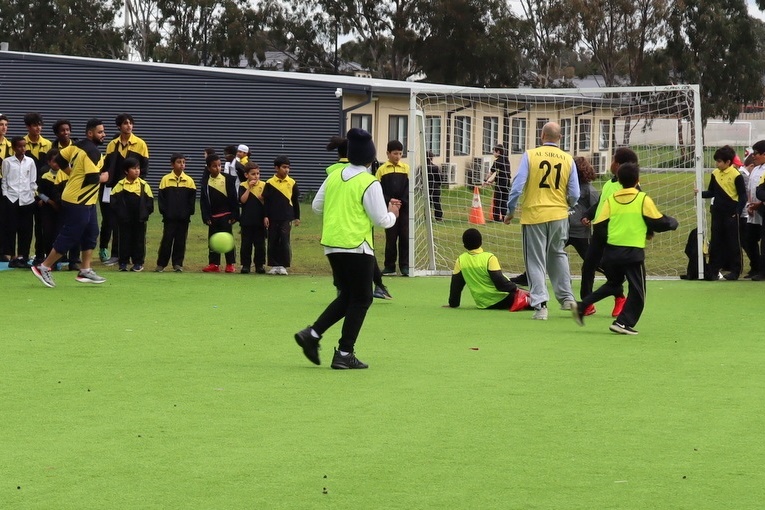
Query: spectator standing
698 145 746 280
200 154 238 273
0 114 10 260
1 137 37 267
376 140 410 276
263 155 300 275
427 151 443 221
156 153 196 273
36 150 64 269
23 112 52 173
743 142 765 278
51 119 76 151
239 162 266 274
101 113 150 264
111 157 154 272
484 144 511 222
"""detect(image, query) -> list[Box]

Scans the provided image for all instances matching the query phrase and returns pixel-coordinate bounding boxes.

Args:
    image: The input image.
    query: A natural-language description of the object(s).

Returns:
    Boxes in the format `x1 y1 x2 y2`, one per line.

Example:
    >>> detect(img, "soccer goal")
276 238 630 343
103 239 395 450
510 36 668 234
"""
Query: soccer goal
408 85 711 278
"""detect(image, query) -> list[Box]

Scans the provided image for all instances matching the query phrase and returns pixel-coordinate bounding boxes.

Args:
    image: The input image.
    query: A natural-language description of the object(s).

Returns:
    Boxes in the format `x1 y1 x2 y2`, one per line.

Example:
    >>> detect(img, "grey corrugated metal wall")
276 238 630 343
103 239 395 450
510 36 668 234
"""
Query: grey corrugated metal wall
0 52 342 194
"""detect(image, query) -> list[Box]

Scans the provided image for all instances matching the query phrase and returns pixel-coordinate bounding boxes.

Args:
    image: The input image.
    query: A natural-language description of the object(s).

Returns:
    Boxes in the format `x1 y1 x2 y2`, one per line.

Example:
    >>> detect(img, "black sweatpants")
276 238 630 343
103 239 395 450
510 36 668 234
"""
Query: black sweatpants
157 219 190 268
2 198 34 259
741 220 760 275
99 200 119 254
582 260 645 328
708 212 741 276
312 253 375 353
267 220 292 268
117 220 147 265
240 223 266 269
384 206 409 271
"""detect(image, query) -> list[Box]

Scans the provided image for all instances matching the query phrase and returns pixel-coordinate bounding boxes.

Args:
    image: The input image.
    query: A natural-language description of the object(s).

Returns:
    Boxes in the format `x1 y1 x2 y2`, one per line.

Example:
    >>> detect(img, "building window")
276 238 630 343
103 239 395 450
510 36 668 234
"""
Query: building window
482 117 499 154
560 118 572 152
535 118 549 145
599 119 611 151
578 118 592 151
351 114 373 135
425 116 442 156
388 115 408 155
511 118 527 154
454 116 471 156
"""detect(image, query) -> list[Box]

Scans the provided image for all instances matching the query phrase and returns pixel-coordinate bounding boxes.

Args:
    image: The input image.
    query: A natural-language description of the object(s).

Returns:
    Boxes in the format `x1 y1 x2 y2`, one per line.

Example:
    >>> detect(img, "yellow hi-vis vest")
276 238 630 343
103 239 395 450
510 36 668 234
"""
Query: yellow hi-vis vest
320 169 377 249
521 145 574 224
606 191 647 248
457 250 507 309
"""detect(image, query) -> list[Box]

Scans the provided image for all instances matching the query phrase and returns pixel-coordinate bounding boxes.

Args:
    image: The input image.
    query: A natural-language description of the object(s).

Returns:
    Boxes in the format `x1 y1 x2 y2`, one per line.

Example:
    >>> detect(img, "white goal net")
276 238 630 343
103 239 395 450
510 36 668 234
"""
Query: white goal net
408 85 722 278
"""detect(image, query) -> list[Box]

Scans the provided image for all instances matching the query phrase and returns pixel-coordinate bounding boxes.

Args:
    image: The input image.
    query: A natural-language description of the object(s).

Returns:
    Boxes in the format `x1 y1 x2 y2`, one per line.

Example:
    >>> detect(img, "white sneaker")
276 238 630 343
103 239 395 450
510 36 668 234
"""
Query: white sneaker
560 300 576 311
268 266 280 275
31 265 56 288
278 266 289 275
532 305 548 320
76 268 106 284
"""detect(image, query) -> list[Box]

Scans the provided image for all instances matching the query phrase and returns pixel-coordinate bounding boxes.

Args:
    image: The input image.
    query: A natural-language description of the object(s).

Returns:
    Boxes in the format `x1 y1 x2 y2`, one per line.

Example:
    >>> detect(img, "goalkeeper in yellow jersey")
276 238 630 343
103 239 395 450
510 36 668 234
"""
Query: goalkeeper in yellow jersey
446 228 531 312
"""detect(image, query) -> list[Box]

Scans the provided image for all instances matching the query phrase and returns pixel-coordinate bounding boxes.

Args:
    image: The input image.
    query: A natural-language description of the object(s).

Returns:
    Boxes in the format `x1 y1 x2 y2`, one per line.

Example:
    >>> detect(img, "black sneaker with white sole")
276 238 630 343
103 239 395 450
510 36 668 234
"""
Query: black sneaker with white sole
609 321 638 335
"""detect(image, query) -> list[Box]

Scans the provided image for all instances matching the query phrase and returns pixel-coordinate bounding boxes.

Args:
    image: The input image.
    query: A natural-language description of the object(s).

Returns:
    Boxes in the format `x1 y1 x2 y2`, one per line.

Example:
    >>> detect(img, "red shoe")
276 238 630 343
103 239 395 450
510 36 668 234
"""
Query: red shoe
225 264 236 273
612 296 626 317
583 304 596 316
202 263 220 273
509 289 531 312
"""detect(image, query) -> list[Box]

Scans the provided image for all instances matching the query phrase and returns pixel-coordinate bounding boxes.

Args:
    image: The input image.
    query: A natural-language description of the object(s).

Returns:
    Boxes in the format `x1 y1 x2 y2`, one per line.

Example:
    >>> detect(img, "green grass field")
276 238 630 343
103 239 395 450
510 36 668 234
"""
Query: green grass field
3 267 764 509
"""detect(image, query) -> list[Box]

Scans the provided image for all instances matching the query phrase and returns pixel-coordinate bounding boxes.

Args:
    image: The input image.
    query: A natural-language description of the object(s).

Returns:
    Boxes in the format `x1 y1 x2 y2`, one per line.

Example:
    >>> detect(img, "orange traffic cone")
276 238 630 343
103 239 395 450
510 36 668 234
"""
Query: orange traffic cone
468 186 486 225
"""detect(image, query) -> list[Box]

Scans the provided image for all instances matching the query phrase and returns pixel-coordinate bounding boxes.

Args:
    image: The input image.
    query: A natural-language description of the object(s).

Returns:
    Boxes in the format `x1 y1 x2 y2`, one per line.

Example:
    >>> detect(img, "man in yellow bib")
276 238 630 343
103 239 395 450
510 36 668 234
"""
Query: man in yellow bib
504 122 579 320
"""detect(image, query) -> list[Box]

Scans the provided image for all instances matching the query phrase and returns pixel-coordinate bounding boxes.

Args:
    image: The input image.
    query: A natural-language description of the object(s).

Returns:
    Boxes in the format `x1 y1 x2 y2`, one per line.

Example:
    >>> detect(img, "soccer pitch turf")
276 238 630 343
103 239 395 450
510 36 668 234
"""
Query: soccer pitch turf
3 270 764 509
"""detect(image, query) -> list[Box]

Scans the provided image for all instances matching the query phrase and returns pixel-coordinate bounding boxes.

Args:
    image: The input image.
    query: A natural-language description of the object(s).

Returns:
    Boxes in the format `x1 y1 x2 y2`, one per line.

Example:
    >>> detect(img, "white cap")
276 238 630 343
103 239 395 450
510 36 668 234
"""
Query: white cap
237 144 249 153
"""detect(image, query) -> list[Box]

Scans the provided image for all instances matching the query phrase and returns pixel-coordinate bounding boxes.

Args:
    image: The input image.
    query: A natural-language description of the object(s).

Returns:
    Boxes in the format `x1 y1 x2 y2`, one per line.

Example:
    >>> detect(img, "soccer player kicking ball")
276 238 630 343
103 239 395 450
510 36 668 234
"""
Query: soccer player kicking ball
572 163 678 335
32 119 109 287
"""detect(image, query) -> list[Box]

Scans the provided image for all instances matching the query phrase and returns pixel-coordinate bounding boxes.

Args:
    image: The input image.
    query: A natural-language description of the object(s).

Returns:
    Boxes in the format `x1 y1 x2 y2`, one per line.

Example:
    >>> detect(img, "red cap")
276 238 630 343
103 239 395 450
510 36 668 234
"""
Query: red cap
733 155 743 166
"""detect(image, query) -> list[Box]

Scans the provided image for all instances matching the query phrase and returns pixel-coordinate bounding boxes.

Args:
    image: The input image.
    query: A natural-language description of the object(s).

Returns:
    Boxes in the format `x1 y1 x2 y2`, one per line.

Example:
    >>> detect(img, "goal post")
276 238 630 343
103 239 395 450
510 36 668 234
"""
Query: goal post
408 84 716 279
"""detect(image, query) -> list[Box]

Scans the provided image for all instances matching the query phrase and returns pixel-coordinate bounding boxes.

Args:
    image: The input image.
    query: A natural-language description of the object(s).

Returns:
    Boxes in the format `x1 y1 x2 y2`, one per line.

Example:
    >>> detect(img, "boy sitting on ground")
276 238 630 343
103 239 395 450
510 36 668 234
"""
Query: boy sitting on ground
445 228 531 312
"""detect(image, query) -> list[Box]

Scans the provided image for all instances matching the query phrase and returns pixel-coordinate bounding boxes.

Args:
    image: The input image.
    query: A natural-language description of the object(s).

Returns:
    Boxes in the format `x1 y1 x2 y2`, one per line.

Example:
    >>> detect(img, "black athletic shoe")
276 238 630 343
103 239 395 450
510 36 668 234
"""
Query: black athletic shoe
609 321 638 335
294 326 321 365
572 301 585 327
723 272 739 281
510 273 529 286
255 266 266 274
331 349 368 369
381 267 396 275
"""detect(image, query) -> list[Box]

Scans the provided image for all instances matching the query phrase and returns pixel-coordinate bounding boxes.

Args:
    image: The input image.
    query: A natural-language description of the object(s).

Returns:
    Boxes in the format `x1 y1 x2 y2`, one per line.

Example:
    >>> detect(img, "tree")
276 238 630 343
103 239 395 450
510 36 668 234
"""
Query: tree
300 0 419 79
0 0 127 58
666 0 765 122
624 0 669 85
568 0 632 86
518 0 578 87
412 0 525 87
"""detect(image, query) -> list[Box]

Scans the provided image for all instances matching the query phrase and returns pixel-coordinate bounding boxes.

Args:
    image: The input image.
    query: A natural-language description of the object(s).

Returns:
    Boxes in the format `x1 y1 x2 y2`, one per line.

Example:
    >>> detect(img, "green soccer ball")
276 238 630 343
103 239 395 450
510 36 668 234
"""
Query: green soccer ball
209 232 235 254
